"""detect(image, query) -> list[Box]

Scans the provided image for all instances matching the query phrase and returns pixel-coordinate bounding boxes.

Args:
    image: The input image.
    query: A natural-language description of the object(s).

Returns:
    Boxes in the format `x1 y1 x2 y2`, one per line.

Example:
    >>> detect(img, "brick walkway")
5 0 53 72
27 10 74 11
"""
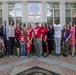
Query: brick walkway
0 56 76 75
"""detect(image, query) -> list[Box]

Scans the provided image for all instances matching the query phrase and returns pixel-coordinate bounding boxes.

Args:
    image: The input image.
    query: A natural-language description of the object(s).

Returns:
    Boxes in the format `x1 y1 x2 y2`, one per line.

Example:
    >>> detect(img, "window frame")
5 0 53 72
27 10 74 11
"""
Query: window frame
8 2 22 25
47 2 60 24
27 2 42 23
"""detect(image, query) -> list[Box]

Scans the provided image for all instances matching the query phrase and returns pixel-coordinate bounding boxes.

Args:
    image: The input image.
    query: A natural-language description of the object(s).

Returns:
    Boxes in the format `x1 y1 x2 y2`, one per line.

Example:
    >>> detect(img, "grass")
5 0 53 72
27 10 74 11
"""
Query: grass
0 46 76 56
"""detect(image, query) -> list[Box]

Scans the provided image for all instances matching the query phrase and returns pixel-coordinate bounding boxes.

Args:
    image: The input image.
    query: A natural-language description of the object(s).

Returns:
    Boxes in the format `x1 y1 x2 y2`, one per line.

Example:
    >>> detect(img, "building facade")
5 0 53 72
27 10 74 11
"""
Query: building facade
0 0 76 26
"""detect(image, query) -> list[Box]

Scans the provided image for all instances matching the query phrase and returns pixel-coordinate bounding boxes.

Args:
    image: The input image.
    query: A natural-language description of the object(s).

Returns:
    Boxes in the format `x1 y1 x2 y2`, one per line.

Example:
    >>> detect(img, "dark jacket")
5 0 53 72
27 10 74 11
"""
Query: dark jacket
1 26 7 41
0 27 3 36
46 29 54 40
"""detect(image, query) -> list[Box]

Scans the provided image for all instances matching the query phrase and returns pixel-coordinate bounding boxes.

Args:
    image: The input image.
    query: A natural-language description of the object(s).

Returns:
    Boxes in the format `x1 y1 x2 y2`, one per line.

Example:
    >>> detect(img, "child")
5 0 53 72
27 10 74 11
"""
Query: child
62 25 70 57
0 36 5 58
18 30 26 57
26 36 32 58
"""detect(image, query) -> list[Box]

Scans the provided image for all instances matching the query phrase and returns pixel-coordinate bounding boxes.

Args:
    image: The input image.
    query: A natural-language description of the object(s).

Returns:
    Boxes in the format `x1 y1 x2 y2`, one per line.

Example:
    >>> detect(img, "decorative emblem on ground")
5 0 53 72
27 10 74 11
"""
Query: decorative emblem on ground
16 66 60 75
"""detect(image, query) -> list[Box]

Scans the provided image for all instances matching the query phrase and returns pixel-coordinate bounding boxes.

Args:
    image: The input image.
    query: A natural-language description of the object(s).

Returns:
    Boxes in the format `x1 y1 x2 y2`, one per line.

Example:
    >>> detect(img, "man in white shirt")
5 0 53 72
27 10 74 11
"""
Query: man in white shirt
53 19 63 56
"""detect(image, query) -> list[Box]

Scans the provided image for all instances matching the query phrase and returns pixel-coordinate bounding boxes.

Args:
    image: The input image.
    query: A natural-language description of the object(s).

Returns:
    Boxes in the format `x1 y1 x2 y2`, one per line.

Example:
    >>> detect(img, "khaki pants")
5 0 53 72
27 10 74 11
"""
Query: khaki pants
34 38 42 56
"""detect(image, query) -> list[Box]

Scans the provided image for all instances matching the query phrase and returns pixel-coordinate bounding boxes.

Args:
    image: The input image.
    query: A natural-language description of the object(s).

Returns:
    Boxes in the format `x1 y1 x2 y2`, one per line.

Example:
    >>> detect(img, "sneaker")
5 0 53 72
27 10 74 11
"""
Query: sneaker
37 55 41 57
49 54 52 56
44 53 47 57
62 54 68 57
9 55 12 58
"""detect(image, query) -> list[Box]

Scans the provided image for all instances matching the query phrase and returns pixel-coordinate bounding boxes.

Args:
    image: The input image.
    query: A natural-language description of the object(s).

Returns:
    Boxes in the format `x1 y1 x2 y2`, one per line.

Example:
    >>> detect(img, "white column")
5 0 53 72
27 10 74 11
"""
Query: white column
42 1 47 23
22 2 27 25
2 2 8 24
60 2 66 25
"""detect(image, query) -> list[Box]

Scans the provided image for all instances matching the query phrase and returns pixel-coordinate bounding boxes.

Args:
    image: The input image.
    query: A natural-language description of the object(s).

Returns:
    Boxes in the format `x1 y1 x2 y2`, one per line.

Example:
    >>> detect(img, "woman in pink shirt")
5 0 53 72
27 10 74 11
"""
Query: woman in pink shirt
66 22 75 56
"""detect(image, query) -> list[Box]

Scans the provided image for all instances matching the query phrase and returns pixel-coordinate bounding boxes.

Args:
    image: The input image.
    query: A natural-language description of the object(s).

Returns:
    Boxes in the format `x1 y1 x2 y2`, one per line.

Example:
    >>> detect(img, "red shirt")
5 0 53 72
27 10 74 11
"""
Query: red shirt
26 28 33 38
34 26 42 38
26 40 32 50
14 27 23 39
18 35 26 43
42 28 48 40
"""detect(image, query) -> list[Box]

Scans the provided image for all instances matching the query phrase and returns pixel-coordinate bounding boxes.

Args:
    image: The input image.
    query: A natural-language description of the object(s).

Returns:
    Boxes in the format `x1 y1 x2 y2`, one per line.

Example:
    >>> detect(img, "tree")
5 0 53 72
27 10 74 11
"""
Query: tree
72 2 76 25
73 2 76 10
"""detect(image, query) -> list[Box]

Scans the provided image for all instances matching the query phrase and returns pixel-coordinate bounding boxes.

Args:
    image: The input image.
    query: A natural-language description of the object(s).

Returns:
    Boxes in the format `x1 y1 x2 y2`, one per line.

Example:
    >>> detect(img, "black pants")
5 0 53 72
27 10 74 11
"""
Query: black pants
47 40 54 54
3 35 7 54
31 39 35 54
7 37 14 55
42 40 46 54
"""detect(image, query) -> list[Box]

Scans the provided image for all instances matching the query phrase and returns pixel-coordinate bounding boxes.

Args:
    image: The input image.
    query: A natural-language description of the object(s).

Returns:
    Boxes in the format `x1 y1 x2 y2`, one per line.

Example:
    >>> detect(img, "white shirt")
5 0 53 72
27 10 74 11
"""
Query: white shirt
6 25 15 38
53 24 63 37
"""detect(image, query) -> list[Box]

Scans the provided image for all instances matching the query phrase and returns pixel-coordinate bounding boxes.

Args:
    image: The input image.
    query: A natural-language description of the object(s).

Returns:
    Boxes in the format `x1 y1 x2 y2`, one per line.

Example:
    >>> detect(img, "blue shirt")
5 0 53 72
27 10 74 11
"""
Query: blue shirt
3 25 6 35
63 30 70 40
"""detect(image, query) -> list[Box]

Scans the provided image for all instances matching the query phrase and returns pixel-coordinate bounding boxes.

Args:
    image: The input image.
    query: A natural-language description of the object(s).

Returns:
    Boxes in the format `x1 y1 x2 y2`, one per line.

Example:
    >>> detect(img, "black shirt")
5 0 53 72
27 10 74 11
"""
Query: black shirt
46 29 54 40
0 28 2 36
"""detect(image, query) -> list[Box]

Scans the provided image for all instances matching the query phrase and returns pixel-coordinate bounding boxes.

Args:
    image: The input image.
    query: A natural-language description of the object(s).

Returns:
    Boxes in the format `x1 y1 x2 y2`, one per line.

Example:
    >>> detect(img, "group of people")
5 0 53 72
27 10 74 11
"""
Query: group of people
0 19 76 58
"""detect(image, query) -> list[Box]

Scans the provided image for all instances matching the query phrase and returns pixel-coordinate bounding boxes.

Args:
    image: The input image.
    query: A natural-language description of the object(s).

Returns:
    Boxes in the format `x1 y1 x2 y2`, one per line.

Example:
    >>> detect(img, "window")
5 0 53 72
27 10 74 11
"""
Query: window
0 3 2 25
27 2 41 23
66 3 76 24
47 3 60 25
8 3 22 25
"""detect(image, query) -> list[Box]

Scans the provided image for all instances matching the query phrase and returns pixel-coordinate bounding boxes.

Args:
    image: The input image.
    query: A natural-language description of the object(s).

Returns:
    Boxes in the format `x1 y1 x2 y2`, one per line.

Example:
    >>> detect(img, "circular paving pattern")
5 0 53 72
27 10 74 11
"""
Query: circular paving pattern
17 66 56 75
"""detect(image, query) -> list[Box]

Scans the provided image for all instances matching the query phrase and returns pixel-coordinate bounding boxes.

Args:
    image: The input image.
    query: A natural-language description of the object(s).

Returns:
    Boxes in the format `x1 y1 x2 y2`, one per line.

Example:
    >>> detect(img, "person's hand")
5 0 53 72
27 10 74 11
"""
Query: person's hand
44 39 46 42
66 38 68 42
15 39 17 42
29 40 32 43
40 38 42 41
7 37 9 41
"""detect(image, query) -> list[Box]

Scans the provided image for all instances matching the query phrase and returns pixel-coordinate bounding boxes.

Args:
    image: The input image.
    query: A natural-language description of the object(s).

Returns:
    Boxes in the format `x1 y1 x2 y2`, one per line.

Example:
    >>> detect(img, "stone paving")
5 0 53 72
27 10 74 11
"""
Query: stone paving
0 55 76 75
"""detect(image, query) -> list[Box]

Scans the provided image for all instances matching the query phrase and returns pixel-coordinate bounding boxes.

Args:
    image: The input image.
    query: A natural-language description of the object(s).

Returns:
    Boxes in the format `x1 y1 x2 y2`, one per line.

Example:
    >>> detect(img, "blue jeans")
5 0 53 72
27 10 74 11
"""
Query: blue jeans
21 43 26 56
54 37 61 54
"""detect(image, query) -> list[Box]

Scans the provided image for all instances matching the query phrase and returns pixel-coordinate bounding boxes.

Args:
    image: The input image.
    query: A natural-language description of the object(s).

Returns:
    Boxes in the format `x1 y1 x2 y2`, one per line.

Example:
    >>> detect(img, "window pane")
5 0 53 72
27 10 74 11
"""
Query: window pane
66 10 71 17
47 10 53 17
28 3 41 14
54 17 60 23
9 17 14 23
14 3 22 9
53 3 59 8
47 3 53 9
47 17 53 25
66 10 71 24
47 3 59 9
28 3 34 14
0 3 2 8
66 3 73 8
0 18 2 25
35 3 41 14
16 10 22 17
35 16 41 22
54 9 60 17
0 10 2 17
28 16 34 22
9 9 15 17
8 3 22 9
72 10 76 17
16 17 22 24
66 17 71 24
73 18 76 25
66 3 70 8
